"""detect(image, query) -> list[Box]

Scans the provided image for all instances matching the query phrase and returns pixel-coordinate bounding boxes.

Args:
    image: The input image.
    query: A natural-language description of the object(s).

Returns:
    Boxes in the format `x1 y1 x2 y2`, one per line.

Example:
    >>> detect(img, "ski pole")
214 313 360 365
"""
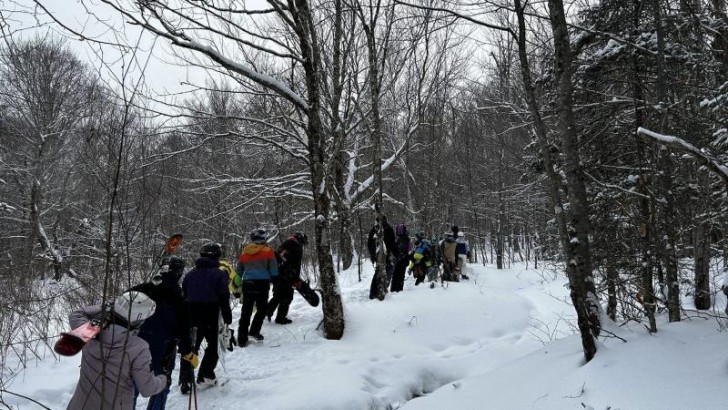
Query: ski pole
188 327 198 410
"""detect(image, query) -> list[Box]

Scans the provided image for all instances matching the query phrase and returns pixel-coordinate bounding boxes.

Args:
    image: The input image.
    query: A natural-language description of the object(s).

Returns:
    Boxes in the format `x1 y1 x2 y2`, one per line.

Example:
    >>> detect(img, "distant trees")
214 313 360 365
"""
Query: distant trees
1 0 724 372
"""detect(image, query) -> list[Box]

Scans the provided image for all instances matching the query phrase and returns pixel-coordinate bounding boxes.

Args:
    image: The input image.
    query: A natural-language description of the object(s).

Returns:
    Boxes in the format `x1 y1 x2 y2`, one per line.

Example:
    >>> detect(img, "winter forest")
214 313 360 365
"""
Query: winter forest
1 0 728 409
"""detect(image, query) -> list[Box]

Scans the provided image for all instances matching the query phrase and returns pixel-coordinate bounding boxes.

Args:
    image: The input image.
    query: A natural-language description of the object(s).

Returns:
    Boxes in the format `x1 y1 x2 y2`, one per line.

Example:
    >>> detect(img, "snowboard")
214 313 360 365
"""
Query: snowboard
292 278 319 307
54 319 104 356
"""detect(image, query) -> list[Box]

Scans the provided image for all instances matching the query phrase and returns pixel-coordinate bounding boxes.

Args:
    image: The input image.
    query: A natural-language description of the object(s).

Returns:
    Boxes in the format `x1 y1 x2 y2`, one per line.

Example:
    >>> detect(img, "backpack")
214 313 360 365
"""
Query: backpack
414 241 429 259
395 223 407 237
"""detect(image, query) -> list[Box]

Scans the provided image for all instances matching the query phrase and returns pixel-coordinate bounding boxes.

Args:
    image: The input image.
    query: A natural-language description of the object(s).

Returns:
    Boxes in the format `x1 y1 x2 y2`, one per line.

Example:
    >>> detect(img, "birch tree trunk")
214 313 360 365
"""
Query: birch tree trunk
295 0 346 338
546 0 600 360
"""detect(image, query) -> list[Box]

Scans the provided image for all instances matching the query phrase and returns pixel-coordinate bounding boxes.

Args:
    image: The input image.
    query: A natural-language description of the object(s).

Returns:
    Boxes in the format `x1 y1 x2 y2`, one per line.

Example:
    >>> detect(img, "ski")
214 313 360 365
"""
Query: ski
149 233 184 284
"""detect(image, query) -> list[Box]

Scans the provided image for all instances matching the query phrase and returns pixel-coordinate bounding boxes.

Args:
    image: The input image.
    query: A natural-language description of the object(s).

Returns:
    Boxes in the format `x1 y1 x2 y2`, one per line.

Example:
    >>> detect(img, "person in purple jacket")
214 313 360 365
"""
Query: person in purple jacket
181 242 232 387
66 291 166 410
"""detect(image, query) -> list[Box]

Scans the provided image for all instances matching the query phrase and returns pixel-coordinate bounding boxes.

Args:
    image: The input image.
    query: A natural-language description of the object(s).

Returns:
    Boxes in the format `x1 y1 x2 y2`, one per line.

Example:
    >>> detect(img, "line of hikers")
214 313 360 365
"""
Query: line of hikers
368 217 471 297
66 229 309 410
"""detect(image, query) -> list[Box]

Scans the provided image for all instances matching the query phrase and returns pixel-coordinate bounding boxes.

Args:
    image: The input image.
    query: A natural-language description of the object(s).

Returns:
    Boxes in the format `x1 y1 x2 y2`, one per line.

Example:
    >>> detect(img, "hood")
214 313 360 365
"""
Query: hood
243 243 267 255
98 323 137 347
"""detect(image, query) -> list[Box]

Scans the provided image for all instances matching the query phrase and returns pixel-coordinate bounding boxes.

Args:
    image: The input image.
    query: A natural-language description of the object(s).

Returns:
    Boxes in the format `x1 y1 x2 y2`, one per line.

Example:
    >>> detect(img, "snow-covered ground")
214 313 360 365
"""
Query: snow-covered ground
5 261 728 409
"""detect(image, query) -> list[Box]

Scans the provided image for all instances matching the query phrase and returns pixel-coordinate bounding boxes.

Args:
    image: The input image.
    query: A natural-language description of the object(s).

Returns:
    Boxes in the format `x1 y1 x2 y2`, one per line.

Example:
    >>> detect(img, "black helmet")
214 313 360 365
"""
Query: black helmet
167 256 185 271
293 232 308 245
160 256 185 272
250 228 267 244
200 242 222 259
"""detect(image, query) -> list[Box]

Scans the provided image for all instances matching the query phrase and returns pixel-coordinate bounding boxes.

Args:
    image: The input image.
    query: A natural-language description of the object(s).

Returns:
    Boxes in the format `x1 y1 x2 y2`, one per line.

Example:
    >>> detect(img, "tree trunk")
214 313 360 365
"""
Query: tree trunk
297 0 345 338
606 263 618 321
693 174 712 310
650 0 681 322
631 3 657 331
362 5 388 301
546 0 600 360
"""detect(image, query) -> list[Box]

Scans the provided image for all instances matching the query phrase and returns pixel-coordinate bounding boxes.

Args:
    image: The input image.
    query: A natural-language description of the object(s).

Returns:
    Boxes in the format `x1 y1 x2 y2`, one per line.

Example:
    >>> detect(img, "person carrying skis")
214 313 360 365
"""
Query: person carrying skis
455 231 470 280
367 215 398 299
408 232 435 286
267 231 308 324
236 228 279 346
181 242 232 387
131 256 192 407
66 291 166 410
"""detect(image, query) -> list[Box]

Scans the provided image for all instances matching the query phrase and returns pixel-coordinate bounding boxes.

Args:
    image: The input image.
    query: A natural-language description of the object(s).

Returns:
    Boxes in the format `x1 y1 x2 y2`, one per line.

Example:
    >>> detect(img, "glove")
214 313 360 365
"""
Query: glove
182 352 199 369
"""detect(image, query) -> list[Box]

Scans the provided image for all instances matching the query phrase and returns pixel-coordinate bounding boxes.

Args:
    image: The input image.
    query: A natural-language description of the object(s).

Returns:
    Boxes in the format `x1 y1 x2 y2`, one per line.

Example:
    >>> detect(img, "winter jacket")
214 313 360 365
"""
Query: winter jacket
277 237 303 281
66 306 166 410
455 238 469 256
409 240 433 268
132 271 191 361
182 257 233 325
237 243 279 281
220 259 242 296
440 237 457 264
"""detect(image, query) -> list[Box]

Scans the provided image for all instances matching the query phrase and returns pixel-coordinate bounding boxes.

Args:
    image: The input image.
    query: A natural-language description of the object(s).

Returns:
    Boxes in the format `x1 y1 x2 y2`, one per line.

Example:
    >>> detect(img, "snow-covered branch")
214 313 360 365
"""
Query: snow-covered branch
637 127 728 188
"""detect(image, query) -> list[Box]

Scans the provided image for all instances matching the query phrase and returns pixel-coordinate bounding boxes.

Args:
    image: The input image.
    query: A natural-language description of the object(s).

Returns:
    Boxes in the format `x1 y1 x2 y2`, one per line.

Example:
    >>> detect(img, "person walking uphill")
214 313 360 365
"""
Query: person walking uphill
66 291 166 410
181 243 232 387
367 215 398 299
236 228 279 347
131 256 191 408
267 232 308 324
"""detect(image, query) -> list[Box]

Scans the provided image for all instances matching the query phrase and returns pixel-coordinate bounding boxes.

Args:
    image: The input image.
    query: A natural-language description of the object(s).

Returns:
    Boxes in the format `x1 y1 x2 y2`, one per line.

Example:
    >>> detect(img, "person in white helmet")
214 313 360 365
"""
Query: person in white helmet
66 291 167 410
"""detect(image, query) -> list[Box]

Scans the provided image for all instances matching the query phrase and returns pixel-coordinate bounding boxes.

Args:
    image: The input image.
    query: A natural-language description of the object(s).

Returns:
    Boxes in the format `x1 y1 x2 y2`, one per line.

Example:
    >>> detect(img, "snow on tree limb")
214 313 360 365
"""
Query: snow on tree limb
637 127 728 187
96 0 310 112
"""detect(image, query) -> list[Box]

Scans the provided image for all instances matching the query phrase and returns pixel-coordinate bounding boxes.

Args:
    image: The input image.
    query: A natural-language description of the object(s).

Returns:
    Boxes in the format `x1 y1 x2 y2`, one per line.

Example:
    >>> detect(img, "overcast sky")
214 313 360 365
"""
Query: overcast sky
4 0 249 109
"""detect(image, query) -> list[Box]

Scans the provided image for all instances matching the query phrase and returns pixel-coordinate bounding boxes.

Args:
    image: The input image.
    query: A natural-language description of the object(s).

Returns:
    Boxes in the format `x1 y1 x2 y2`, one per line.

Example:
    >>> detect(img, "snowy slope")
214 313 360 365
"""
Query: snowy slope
5 261 728 409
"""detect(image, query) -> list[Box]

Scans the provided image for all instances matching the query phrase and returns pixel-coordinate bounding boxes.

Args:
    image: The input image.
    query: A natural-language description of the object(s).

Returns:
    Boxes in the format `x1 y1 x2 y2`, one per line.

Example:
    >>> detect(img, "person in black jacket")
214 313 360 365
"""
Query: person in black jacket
181 243 232 387
267 232 308 324
132 256 191 407
368 215 398 299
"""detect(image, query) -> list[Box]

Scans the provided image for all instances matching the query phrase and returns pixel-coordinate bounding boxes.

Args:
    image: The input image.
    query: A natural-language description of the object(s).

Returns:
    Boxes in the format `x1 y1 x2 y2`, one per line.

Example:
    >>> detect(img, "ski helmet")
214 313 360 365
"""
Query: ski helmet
160 256 185 273
457 231 464 237
113 291 156 326
200 242 222 259
250 228 267 244
293 231 308 245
